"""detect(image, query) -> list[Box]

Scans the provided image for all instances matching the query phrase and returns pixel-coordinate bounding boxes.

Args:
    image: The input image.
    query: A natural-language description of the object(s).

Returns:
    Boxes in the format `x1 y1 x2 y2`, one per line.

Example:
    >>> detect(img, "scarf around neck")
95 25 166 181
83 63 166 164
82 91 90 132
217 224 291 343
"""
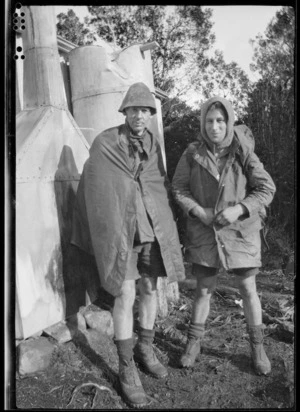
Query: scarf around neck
125 121 148 153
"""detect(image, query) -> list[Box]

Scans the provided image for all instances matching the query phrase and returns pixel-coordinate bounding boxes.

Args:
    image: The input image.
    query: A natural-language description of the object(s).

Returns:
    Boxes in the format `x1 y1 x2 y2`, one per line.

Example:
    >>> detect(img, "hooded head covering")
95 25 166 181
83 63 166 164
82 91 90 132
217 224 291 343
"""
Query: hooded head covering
200 96 235 150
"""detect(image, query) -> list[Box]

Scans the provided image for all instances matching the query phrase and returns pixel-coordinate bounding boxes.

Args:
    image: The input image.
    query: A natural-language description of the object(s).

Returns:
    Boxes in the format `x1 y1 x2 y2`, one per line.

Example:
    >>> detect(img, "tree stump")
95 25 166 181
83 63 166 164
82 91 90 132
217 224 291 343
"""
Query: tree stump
156 278 179 318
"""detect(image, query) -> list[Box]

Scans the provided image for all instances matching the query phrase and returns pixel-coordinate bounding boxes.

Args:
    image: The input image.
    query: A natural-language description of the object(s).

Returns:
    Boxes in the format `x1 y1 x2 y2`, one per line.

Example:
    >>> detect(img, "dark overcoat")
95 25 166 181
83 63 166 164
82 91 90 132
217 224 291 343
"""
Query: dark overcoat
71 124 185 296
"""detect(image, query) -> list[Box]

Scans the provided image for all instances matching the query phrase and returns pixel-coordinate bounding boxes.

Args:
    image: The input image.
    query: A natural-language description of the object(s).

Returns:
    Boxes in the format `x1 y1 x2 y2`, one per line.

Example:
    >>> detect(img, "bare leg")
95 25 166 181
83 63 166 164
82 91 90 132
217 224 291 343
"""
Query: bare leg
135 277 168 378
113 280 149 406
180 274 217 368
235 274 262 325
113 279 136 340
138 277 158 329
192 275 218 324
235 274 270 375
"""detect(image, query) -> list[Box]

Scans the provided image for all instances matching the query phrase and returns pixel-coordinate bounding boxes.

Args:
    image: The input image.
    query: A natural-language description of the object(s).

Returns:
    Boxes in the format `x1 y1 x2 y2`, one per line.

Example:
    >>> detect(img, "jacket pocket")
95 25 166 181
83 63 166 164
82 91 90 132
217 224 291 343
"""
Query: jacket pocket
236 215 262 237
185 217 215 248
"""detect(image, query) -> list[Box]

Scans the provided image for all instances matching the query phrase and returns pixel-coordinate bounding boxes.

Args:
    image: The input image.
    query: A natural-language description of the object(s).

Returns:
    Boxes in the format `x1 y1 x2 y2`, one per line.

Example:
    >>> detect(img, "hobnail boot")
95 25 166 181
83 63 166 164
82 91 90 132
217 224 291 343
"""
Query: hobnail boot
179 338 201 368
119 359 148 408
134 342 168 378
248 324 271 376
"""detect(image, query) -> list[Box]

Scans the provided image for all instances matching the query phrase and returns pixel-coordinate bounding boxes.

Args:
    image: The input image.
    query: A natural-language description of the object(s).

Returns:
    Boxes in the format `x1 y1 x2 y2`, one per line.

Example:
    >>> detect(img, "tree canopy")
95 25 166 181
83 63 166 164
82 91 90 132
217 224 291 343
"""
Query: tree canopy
85 6 216 94
57 9 94 45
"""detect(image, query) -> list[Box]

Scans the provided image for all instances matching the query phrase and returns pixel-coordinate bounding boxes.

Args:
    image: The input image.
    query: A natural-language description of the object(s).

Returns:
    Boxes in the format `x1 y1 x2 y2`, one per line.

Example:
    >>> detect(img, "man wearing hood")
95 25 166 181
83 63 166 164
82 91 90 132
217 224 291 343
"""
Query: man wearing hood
172 96 276 376
71 82 185 408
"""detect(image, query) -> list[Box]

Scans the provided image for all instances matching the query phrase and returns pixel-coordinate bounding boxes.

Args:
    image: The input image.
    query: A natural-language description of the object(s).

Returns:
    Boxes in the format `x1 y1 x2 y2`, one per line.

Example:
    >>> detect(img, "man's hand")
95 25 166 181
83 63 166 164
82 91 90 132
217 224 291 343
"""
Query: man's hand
214 204 247 226
190 206 215 226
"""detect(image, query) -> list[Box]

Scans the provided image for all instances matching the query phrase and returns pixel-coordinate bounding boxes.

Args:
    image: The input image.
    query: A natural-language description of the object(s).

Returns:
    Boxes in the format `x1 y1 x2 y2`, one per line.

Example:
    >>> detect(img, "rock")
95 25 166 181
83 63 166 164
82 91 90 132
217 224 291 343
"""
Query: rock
82 306 114 337
66 311 87 331
31 330 43 338
18 337 55 376
43 321 73 344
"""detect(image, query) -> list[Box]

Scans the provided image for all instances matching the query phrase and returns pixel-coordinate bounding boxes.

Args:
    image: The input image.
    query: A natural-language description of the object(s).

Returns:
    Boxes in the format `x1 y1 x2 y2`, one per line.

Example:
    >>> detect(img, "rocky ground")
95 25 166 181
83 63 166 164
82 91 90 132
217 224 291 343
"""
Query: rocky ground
14 265 295 410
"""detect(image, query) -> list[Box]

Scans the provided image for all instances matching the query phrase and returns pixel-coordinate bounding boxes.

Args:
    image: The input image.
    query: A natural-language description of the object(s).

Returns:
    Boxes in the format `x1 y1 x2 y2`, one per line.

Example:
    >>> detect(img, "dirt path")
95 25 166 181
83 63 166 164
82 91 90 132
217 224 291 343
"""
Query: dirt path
15 268 294 409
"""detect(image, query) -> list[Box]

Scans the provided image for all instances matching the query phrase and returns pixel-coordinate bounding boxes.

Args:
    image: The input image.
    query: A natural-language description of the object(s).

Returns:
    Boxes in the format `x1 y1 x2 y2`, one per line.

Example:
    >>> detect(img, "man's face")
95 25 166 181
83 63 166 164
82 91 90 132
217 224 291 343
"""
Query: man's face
125 106 152 136
205 108 227 145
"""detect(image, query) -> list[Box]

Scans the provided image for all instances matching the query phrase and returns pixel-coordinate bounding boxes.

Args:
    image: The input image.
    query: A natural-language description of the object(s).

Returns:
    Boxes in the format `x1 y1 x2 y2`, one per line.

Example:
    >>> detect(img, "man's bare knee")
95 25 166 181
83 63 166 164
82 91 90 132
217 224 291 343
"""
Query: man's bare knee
236 275 257 300
196 275 217 296
139 277 157 296
115 280 136 309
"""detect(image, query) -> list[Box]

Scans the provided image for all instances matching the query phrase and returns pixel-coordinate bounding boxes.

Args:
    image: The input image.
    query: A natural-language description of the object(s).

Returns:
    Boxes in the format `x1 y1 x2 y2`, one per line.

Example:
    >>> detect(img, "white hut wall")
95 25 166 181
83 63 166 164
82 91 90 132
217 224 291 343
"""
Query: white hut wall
16 6 98 339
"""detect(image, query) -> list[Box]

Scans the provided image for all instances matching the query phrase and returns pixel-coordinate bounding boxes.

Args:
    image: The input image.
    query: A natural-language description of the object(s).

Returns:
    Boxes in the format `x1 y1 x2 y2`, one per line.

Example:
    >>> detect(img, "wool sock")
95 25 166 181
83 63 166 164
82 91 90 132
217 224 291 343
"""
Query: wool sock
188 322 205 340
115 337 134 365
138 327 155 345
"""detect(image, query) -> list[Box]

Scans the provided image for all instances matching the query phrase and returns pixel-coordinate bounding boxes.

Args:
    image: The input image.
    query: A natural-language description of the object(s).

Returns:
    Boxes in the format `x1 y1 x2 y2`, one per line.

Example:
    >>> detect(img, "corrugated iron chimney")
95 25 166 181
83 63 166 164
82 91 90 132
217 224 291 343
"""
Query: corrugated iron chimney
22 6 67 109
16 6 92 340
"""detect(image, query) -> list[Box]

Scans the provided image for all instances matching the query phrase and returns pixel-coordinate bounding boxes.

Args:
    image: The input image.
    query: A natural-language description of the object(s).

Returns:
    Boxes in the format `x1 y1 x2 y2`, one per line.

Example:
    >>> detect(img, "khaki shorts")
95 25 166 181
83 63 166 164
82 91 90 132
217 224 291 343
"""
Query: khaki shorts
192 264 259 278
125 240 167 280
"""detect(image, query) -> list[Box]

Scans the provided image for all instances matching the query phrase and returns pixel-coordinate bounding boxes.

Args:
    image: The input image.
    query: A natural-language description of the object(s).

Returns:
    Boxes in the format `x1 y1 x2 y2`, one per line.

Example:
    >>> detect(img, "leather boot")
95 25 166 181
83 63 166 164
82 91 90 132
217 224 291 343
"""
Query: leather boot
134 341 168 378
119 359 148 408
247 324 271 375
115 337 148 408
179 338 201 368
180 322 205 368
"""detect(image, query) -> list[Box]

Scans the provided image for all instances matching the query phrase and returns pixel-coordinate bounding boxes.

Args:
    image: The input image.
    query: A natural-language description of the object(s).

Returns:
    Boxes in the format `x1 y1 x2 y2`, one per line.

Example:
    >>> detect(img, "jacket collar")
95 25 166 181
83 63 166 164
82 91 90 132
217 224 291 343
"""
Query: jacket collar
120 123 153 157
193 137 241 184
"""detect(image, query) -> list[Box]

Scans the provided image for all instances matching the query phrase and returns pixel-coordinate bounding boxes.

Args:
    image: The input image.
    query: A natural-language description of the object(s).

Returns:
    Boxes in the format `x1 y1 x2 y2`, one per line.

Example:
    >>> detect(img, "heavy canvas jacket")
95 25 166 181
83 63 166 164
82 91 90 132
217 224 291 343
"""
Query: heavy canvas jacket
172 129 276 270
71 123 185 296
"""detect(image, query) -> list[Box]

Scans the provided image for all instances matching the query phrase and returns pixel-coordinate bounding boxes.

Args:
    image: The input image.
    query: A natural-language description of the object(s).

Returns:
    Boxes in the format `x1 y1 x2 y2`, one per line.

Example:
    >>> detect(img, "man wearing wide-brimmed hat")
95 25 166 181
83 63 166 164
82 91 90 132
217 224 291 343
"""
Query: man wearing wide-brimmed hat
71 82 185 408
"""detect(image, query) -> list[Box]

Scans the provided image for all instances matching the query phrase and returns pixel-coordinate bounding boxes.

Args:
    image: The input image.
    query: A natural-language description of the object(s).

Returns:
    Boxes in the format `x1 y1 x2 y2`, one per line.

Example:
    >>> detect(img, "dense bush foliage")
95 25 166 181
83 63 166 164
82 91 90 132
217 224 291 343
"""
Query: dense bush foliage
246 7 295 244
